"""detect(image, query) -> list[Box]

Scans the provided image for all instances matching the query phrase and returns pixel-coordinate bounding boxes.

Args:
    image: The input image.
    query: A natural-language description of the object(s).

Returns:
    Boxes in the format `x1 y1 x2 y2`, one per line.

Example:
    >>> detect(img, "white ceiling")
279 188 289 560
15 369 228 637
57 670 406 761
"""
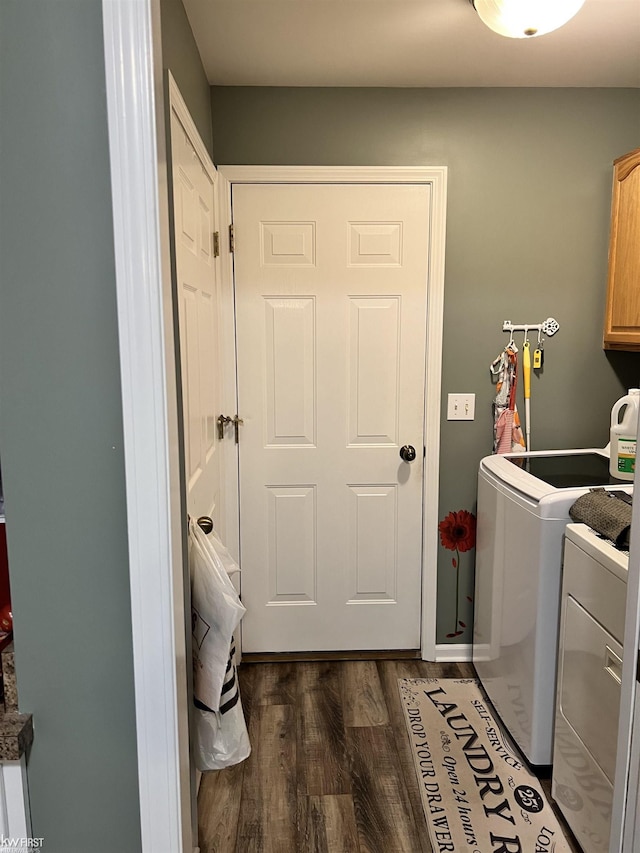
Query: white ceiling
182 0 640 88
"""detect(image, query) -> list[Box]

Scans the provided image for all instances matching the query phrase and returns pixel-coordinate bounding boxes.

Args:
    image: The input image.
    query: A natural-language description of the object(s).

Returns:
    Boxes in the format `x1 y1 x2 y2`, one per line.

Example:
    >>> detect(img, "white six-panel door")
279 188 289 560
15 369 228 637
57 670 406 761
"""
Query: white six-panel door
233 183 430 652
169 109 222 526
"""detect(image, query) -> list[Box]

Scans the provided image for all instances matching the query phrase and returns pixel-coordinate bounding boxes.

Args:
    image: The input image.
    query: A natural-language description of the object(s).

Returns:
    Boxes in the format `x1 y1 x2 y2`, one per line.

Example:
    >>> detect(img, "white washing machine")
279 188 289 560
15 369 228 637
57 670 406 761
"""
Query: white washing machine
552 523 628 853
473 449 631 766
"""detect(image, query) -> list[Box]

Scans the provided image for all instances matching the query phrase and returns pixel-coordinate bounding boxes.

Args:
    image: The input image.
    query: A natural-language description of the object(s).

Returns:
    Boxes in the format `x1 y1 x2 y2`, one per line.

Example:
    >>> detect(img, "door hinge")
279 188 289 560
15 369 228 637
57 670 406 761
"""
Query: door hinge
229 224 235 253
212 231 220 258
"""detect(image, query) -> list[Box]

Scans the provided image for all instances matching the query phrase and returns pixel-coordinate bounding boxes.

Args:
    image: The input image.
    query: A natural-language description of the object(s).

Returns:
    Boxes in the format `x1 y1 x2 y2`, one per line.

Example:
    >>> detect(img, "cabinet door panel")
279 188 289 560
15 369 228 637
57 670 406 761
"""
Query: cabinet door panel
604 148 640 351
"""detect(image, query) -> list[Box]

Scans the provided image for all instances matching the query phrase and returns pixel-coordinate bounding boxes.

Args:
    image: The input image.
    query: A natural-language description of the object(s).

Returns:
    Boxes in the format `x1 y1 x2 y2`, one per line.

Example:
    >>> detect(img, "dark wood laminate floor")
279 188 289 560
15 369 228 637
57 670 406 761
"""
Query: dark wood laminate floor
197 660 580 853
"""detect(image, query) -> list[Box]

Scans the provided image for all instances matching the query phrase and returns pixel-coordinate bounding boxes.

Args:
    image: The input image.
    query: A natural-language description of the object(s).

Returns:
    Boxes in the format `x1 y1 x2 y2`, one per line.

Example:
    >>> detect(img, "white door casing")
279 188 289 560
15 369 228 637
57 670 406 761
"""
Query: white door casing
230 176 445 654
102 7 192 852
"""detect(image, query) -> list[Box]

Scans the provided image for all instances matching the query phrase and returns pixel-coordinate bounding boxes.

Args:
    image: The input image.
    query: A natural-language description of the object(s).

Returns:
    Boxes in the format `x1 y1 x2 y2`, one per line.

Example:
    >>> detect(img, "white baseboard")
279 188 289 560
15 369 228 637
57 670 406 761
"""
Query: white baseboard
0 756 31 838
435 643 473 663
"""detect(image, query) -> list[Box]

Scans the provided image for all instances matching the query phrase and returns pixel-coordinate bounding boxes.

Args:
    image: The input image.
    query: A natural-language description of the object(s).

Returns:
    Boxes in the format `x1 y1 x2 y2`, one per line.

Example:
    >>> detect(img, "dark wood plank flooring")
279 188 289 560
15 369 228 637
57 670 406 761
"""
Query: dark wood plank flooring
197 659 579 853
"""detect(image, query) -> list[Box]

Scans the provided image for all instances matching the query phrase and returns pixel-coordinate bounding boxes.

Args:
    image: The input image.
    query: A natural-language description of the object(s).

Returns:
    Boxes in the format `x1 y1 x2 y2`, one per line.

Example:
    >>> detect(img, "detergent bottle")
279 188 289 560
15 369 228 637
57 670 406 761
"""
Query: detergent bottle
610 388 640 480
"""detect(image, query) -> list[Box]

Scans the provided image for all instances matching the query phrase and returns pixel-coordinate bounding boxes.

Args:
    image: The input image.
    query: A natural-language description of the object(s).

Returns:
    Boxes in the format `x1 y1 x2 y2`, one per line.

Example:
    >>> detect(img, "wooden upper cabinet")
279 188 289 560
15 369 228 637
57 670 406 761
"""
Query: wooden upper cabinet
603 147 640 351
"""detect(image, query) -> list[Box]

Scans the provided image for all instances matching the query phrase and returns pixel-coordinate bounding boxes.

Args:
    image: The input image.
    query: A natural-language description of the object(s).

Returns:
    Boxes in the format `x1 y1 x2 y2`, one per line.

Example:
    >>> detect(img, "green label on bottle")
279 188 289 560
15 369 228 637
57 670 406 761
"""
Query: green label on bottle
617 437 636 474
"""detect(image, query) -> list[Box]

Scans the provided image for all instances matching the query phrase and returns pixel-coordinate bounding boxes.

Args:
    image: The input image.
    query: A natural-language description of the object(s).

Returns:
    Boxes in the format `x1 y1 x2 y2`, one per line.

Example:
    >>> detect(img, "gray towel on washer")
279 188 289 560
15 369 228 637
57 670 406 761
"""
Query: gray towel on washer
569 489 632 549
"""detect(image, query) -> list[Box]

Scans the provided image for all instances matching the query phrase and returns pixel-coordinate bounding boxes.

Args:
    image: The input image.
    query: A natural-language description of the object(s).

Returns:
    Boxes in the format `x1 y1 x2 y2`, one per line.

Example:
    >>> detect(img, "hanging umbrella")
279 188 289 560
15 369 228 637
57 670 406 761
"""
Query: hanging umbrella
491 344 526 454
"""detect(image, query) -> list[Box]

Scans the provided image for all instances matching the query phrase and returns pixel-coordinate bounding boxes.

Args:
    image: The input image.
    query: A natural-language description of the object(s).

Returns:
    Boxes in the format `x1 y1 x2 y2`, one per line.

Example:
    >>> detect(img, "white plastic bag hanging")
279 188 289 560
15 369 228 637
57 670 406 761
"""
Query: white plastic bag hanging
190 520 244 710
189 520 250 769
194 637 250 770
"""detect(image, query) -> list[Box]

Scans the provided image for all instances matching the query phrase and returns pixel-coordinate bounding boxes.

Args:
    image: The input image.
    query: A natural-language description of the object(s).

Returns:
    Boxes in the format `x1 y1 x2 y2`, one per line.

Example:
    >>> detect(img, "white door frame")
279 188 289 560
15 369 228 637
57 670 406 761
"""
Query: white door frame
102 1 192 851
220 165 447 662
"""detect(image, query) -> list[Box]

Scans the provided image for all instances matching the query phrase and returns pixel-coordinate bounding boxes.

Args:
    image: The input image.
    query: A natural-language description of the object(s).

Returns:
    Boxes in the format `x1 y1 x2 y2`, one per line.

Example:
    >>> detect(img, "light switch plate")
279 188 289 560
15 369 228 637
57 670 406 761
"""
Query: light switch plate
447 393 475 421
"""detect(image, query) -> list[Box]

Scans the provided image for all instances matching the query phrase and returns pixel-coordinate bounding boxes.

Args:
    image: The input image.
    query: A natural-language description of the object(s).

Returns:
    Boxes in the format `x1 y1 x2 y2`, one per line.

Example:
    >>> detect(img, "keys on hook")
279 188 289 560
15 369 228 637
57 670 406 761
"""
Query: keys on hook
533 345 544 370
533 330 544 370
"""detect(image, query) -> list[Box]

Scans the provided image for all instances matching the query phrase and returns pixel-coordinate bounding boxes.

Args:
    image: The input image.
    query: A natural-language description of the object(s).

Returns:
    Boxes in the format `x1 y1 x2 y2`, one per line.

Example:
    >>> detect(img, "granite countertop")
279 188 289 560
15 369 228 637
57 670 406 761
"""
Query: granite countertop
0 644 33 760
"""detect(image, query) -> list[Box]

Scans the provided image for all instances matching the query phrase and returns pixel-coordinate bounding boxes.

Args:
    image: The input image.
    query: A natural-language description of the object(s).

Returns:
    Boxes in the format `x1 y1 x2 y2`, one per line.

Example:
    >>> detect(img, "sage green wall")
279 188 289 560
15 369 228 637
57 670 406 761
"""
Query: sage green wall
161 0 214 158
0 1 141 848
210 86 640 644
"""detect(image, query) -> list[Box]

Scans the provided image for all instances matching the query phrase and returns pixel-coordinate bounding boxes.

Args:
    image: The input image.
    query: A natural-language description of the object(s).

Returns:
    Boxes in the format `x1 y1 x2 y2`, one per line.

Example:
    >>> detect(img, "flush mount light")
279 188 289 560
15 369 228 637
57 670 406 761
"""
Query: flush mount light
470 0 586 38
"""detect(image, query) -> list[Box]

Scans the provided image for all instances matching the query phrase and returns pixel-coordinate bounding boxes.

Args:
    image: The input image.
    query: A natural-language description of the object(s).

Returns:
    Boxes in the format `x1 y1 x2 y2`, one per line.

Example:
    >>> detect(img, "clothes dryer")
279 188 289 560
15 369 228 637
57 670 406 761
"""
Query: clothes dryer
552 523 628 853
473 449 631 765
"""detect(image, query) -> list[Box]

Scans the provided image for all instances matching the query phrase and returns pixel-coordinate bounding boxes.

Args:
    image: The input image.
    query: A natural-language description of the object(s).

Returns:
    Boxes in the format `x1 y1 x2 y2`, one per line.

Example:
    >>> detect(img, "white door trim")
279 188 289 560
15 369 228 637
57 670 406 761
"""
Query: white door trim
102 1 192 851
219 165 447 661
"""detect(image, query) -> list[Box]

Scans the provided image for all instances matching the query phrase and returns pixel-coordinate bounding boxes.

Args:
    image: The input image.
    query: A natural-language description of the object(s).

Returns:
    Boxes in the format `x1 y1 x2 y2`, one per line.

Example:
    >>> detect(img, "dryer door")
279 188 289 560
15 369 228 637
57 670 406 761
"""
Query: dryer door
553 586 625 853
560 597 622 783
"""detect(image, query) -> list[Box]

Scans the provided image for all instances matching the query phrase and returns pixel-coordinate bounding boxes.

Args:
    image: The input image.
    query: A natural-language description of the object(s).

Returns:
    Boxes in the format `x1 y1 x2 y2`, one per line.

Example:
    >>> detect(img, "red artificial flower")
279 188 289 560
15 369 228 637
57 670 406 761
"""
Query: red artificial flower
438 509 476 553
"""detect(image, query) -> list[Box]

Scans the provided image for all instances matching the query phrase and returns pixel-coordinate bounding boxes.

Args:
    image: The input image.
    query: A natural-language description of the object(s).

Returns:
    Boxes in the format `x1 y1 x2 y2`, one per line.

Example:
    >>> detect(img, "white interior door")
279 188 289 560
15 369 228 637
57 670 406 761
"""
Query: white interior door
233 183 430 652
169 108 222 527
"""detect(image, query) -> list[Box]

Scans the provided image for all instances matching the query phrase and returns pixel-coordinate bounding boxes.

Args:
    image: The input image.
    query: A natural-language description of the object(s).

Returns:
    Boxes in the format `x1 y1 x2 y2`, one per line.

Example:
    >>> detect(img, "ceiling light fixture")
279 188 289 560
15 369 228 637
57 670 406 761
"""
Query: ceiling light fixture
470 0 586 39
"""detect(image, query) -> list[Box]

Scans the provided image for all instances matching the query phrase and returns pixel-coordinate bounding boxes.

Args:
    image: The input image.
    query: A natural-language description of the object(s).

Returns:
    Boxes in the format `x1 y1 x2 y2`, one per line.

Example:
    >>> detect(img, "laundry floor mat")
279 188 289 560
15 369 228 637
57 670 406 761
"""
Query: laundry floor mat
398 678 572 852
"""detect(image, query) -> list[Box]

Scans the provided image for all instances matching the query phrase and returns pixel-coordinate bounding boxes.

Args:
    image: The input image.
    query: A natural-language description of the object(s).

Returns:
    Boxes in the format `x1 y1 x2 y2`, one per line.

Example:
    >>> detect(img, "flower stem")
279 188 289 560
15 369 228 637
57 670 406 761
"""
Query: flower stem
454 548 460 631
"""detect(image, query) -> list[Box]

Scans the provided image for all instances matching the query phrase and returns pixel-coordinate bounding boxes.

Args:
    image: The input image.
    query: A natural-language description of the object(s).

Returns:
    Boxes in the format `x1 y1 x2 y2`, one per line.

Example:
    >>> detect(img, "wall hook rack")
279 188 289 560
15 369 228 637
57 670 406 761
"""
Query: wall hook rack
502 317 560 337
